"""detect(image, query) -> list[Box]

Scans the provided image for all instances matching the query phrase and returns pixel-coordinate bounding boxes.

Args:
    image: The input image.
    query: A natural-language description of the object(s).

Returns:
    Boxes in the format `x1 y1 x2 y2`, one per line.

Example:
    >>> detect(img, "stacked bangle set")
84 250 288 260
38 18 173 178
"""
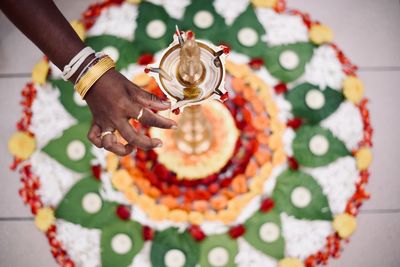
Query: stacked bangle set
61 47 116 99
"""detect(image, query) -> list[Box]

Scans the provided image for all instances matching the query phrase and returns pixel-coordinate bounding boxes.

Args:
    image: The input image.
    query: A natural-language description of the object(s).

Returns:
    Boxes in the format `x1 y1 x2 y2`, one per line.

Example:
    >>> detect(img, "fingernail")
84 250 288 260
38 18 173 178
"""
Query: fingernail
171 125 178 130
156 142 163 148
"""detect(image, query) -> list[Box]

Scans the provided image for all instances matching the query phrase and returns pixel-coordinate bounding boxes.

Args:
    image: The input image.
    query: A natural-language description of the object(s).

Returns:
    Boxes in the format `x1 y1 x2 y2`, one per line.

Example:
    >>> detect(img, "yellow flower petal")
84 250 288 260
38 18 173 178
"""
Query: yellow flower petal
132 73 152 87
273 149 286 166
111 169 132 191
270 119 285 134
355 147 372 170
125 187 139 203
227 198 242 212
343 76 364 104
70 20 86 41
138 195 156 210
218 210 237 224
278 258 304 267
245 74 269 93
32 59 49 85
266 101 279 117
226 61 250 78
259 163 272 178
35 207 55 232
333 213 357 239
148 205 169 220
189 211 204 225
106 152 119 173
168 209 188 222
8 131 36 160
309 24 334 45
204 211 217 221
268 133 282 151
250 178 264 194
251 0 277 8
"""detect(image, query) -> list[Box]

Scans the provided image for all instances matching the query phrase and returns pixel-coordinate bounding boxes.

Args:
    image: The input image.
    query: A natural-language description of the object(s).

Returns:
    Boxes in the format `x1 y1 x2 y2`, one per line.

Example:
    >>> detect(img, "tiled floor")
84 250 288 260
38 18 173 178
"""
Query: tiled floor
0 0 399 266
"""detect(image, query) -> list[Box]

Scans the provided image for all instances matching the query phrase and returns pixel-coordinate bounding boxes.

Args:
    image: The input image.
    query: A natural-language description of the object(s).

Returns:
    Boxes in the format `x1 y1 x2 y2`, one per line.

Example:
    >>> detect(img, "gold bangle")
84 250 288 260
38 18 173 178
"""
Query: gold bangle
75 56 116 98
75 56 115 97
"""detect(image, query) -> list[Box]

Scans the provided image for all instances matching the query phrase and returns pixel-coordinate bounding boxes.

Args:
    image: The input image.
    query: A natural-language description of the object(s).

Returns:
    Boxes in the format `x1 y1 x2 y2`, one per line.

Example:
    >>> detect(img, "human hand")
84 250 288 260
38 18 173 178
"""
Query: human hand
84 69 177 156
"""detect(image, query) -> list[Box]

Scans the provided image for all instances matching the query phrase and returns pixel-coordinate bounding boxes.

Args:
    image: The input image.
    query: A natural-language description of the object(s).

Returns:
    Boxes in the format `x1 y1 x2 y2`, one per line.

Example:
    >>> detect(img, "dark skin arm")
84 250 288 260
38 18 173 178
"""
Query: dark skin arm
0 0 177 156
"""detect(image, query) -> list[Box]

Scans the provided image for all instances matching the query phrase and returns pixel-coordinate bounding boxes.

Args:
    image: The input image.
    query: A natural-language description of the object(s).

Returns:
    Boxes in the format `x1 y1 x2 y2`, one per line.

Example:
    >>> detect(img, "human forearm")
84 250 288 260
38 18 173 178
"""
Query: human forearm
1 0 177 154
0 0 86 80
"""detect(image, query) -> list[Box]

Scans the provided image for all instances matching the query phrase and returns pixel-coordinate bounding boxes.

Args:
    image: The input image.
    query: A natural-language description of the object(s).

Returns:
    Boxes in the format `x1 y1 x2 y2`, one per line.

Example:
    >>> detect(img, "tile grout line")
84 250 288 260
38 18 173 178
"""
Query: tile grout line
358 66 400 72
359 208 400 215
0 73 31 78
0 217 34 221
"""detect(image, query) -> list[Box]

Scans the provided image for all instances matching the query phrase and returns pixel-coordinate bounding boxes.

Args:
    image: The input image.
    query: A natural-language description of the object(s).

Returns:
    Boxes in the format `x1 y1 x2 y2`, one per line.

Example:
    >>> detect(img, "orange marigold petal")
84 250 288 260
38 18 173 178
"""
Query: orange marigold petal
211 195 228 210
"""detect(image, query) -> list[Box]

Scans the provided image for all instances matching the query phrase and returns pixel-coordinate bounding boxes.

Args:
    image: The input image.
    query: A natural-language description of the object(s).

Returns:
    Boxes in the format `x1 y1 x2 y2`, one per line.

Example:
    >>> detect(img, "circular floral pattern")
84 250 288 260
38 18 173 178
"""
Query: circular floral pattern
9 1 373 267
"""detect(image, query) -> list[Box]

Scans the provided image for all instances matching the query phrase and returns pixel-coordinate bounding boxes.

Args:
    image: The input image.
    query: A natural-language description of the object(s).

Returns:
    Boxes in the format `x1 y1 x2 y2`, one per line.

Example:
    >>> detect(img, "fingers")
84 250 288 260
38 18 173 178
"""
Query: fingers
132 106 177 129
131 85 171 111
87 123 102 148
101 129 135 156
127 84 177 128
115 119 163 150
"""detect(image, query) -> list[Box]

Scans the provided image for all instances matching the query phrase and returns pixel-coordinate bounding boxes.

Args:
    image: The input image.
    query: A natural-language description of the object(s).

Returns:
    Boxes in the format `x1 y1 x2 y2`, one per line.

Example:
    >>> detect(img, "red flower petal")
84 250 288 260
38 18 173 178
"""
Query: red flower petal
288 156 299 170
137 53 154 65
188 225 206 241
260 198 275 213
248 58 264 70
286 117 302 129
143 225 154 241
274 83 288 94
63 259 75 267
229 224 246 239
116 205 131 221
91 165 101 180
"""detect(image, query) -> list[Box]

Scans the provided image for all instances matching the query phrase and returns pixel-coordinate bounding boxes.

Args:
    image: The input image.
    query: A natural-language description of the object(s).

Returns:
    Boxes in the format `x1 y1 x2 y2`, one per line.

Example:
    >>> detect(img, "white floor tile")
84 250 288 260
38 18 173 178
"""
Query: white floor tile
359 70 400 210
0 78 32 217
0 0 94 74
287 0 400 67
0 221 56 267
328 213 400 267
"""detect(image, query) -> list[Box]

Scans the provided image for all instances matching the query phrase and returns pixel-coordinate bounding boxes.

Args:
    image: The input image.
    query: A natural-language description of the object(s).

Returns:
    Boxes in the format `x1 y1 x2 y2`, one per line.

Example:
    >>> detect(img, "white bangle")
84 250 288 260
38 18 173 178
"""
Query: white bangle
62 47 95 81
74 52 105 85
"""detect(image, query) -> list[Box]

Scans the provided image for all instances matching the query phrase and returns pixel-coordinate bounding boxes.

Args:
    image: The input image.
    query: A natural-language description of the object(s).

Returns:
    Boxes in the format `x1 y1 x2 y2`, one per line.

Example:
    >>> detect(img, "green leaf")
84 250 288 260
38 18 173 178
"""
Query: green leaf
180 0 228 44
151 228 200 267
55 177 120 228
226 5 267 57
199 233 238 267
101 220 144 267
42 123 93 173
49 79 91 123
243 210 285 259
85 35 139 70
285 83 344 124
263 42 314 83
293 125 350 167
272 170 332 221
133 2 177 53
